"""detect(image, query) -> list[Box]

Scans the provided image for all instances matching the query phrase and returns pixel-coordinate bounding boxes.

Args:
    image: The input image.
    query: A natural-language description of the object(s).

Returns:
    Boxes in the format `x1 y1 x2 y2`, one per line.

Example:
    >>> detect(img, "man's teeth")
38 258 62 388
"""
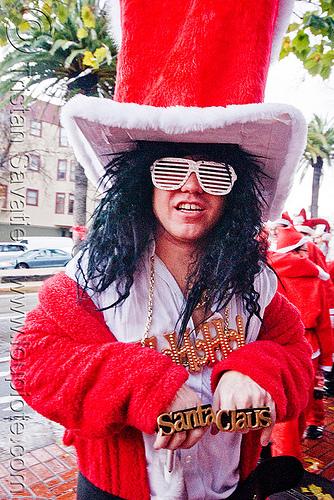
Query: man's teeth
177 203 202 211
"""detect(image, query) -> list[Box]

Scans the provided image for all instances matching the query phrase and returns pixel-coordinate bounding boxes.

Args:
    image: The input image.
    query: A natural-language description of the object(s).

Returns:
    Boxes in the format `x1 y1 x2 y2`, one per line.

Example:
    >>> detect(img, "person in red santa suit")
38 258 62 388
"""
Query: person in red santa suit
11 1 312 499
294 210 334 397
269 226 334 451
267 212 293 251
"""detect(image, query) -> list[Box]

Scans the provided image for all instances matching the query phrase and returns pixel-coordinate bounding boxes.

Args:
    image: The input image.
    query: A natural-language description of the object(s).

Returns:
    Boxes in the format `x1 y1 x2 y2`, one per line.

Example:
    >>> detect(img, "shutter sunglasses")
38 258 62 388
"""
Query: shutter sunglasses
150 157 237 196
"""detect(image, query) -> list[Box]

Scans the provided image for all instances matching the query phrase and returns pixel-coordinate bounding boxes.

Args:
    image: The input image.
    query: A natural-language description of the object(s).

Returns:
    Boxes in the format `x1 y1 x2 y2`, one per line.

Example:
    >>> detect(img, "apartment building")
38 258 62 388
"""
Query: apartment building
0 100 98 241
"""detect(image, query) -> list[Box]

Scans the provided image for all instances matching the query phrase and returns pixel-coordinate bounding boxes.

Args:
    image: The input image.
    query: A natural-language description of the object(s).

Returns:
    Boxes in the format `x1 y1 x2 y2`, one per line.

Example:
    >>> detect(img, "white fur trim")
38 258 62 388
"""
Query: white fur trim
312 349 321 359
275 236 309 253
106 0 121 49
273 218 291 226
316 265 330 281
294 225 315 236
330 309 334 328
293 216 305 225
320 364 332 372
322 233 332 242
271 0 295 62
61 96 307 221
148 451 185 500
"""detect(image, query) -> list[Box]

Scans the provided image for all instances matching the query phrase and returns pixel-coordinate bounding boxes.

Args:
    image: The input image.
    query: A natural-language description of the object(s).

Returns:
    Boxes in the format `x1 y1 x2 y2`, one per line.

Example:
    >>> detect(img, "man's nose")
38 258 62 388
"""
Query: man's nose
180 172 204 193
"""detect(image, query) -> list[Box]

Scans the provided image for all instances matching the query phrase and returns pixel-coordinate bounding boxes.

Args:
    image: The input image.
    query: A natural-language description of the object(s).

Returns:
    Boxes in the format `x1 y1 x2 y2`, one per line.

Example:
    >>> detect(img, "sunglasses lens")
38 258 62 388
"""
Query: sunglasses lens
198 163 235 195
152 159 189 190
151 158 237 195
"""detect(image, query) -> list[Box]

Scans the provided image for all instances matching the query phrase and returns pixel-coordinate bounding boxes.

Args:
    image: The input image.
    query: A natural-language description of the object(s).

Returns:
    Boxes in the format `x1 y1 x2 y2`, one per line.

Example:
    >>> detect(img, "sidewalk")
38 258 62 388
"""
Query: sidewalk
0 443 78 499
0 396 333 499
300 395 334 480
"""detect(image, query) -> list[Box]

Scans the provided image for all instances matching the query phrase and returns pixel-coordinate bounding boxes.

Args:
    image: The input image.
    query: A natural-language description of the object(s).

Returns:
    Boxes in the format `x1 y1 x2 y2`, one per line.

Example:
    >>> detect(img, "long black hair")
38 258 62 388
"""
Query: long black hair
77 141 269 338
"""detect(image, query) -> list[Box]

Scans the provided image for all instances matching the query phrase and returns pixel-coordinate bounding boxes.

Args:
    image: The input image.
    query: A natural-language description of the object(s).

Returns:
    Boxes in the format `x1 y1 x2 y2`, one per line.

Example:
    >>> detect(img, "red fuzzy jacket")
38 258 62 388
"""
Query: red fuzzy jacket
11 273 312 500
269 251 334 369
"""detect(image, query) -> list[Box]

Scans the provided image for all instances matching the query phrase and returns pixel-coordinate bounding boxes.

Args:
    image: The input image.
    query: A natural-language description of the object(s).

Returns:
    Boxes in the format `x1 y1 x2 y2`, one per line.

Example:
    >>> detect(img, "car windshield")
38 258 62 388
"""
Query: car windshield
20 250 38 258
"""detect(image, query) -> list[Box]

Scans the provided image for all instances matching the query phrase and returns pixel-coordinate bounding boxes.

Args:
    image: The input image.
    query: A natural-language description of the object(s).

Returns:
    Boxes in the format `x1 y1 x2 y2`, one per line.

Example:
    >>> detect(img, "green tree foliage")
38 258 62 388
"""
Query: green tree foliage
0 0 117 104
300 115 334 216
0 0 117 230
280 0 334 79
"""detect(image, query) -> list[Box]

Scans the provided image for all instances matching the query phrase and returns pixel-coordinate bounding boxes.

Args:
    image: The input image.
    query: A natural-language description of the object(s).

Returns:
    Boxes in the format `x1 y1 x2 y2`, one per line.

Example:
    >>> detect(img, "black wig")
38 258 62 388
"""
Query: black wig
77 141 269 339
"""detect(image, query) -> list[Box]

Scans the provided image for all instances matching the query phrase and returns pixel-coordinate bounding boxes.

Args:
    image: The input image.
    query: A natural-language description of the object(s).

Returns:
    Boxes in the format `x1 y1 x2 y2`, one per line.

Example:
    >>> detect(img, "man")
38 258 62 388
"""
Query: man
12 1 312 499
12 142 312 499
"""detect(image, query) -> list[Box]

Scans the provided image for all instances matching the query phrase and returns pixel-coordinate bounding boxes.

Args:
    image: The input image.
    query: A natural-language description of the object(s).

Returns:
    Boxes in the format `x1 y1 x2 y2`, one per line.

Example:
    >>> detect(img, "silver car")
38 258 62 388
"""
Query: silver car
0 243 28 262
0 248 72 269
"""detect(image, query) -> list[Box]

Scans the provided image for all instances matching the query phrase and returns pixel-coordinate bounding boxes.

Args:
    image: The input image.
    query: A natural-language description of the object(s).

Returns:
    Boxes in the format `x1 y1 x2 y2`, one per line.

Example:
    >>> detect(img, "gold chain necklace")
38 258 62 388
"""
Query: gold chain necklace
140 256 229 347
141 256 155 347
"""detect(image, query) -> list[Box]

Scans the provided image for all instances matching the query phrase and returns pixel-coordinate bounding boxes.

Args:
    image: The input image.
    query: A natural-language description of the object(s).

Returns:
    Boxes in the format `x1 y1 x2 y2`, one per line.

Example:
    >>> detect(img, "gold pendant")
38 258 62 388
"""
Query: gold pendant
161 315 245 373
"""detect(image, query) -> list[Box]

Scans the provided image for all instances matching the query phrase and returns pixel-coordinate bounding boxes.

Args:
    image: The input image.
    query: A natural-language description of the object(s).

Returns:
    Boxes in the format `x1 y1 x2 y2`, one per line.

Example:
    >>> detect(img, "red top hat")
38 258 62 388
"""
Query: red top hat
61 0 306 220
276 226 309 253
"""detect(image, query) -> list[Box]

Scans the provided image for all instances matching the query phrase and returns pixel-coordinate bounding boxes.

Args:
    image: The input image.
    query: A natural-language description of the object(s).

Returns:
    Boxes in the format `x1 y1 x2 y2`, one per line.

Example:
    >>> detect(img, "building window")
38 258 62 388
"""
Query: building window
55 193 65 214
26 189 38 206
28 155 40 171
30 120 42 137
59 127 68 147
68 193 75 214
0 184 8 209
70 160 77 181
57 159 67 180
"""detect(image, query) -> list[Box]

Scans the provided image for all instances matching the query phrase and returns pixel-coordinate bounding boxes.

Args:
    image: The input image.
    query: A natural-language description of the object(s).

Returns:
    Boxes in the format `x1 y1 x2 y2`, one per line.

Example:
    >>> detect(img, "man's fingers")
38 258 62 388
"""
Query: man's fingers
179 427 207 449
260 402 276 446
154 430 186 450
154 427 207 450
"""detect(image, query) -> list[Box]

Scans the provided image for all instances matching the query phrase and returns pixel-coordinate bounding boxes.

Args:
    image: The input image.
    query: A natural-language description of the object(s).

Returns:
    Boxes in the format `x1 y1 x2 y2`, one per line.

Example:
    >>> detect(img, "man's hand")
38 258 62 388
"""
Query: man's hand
212 370 276 446
154 384 207 450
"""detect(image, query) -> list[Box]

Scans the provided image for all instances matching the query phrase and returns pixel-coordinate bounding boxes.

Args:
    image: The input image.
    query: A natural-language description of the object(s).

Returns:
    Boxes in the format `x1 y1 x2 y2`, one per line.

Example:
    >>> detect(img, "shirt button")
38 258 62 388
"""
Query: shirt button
185 455 192 463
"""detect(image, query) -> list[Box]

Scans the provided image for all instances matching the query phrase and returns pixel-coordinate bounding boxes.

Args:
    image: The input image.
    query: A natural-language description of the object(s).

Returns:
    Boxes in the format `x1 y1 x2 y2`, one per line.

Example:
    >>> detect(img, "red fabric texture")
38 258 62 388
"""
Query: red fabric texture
11 273 312 497
114 0 279 107
271 418 305 461
305 358 325 427
307 242 334 309
328 261 334 285
271 357 324 459
269 251 334 368
269 250 333 460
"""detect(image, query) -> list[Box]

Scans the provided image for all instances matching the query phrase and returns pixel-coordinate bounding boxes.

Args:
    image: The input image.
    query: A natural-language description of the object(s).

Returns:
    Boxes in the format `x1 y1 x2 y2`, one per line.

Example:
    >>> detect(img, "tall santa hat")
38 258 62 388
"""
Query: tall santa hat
294 208 331 236
276 225 309 253
61 0 307 220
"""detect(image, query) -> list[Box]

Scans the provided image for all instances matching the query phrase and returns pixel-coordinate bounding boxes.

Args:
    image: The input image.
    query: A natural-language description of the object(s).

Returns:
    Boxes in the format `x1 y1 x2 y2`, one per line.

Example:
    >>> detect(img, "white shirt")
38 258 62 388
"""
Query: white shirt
66 247 277 500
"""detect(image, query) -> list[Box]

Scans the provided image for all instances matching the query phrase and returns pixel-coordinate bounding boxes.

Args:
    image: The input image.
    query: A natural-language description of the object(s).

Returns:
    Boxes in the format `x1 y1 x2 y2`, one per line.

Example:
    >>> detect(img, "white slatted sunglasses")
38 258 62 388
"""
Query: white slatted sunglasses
150 157 237 196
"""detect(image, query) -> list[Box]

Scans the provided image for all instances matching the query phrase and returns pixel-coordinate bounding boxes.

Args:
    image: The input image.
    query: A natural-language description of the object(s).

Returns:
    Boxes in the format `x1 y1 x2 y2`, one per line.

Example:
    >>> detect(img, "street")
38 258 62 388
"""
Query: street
0 288 64 461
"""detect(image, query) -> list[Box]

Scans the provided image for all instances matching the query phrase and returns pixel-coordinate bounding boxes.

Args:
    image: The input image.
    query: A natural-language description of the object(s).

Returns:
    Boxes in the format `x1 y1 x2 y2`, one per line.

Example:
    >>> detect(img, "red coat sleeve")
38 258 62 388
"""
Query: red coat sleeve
11 273 188 439
211 291 313 422
313 282 334 369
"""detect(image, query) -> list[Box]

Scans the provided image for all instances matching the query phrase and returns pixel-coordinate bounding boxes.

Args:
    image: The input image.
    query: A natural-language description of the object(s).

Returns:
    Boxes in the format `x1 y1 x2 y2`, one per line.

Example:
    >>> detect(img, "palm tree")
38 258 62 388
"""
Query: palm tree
0 0 117 232
300 115 334 218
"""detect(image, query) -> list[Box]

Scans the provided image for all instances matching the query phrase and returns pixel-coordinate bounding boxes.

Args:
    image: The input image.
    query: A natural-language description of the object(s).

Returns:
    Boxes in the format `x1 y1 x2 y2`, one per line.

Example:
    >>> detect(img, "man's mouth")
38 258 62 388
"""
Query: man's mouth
176 203 203 212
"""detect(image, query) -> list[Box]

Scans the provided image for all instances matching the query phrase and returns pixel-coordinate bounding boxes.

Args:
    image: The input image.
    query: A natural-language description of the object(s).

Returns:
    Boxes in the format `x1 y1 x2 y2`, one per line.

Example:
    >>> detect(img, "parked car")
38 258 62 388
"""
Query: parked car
0 248 72 270
20 237 73 253
0 243 28 262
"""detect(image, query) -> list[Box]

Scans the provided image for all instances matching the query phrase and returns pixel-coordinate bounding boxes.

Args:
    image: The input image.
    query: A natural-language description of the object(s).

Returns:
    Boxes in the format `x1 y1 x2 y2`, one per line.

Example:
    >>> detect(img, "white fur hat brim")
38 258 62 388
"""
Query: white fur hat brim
60 96 307 221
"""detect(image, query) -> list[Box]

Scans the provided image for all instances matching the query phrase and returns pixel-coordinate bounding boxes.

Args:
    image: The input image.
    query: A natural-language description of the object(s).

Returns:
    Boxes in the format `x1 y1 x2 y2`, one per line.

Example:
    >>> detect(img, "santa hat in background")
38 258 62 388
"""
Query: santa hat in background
294 209 331 236
61 0 307 221
272 211 293 227
276 225 309 253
